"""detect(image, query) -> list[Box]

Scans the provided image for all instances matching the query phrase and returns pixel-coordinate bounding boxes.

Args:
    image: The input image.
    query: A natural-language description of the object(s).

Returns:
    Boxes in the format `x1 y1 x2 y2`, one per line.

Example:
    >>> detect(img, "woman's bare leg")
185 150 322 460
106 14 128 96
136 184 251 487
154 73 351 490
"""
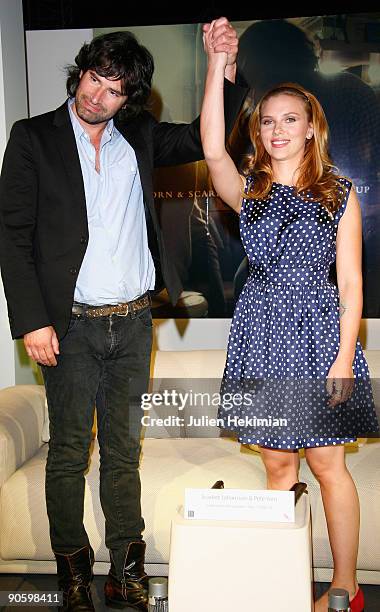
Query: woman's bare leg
305 445 359 611
259 446 300 490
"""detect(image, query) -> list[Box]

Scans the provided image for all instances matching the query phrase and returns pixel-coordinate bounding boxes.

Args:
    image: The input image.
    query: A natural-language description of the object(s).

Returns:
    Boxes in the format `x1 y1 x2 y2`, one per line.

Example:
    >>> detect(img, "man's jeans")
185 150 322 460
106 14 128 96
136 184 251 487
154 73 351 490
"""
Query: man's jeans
42 307 152 554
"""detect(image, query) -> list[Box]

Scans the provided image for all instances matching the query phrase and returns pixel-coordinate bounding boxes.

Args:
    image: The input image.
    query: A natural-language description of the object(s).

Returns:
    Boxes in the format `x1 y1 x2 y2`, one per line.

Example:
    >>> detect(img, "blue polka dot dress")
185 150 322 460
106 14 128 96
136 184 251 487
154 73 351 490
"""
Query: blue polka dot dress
219 177 379 449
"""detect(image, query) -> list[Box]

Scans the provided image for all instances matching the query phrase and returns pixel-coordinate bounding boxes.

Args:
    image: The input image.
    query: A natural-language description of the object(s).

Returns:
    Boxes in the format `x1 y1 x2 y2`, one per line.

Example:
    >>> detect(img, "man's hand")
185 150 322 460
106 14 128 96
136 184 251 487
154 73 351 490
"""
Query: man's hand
203 17 239 81
24 326 60 367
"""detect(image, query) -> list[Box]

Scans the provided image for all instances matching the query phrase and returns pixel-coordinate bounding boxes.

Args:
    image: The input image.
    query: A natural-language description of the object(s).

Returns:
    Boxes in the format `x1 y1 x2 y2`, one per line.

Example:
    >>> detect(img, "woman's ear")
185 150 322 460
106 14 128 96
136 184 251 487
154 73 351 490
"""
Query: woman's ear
306 124 314 140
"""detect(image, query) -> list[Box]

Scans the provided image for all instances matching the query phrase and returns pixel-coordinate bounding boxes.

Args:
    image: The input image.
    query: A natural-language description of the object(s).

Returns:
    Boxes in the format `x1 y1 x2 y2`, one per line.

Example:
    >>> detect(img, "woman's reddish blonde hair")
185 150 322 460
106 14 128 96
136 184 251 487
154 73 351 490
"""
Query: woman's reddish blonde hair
243 83 347 213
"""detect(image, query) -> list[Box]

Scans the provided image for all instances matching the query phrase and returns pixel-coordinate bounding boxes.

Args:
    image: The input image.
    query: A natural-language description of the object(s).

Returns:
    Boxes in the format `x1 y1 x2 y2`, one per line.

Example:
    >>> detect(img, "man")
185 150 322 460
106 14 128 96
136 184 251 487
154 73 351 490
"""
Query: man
0 19 244 612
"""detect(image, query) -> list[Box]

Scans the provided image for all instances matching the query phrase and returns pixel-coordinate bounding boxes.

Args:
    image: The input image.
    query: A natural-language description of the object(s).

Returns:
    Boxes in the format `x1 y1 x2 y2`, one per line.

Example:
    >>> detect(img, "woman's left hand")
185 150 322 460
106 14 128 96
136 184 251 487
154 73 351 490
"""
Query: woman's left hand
326 357 355 407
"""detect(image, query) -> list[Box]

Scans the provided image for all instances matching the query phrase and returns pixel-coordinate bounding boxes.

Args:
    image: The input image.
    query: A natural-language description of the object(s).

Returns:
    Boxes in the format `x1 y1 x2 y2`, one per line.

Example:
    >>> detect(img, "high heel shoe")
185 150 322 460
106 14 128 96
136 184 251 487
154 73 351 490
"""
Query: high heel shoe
349 586 364 612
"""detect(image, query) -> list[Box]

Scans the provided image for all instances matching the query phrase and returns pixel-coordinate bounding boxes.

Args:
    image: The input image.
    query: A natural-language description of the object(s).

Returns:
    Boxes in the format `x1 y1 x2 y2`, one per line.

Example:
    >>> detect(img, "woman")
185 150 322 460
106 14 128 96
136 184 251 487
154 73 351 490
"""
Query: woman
201 20 379 612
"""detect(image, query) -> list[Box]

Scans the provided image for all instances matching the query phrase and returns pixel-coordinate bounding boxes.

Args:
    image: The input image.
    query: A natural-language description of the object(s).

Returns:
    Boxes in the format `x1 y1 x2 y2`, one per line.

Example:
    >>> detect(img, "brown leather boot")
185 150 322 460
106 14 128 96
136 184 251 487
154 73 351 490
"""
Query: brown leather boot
55 545 95 611
104 541 148 610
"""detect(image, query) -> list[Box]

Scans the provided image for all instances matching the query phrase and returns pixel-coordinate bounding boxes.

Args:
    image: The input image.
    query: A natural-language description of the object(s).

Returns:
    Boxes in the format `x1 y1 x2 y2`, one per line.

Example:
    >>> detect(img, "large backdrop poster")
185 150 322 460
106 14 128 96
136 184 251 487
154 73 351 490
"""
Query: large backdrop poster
97 13 380 318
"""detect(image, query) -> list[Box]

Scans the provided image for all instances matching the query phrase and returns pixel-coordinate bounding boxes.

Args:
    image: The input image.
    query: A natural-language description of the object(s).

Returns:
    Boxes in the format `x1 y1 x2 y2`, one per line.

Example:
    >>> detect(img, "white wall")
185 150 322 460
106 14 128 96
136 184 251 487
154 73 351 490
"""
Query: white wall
26 29 93 116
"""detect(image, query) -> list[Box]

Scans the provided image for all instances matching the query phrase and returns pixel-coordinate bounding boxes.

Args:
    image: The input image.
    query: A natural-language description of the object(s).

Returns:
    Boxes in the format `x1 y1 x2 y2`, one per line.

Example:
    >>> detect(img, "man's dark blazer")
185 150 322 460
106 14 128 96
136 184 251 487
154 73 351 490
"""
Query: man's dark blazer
0 81 246 339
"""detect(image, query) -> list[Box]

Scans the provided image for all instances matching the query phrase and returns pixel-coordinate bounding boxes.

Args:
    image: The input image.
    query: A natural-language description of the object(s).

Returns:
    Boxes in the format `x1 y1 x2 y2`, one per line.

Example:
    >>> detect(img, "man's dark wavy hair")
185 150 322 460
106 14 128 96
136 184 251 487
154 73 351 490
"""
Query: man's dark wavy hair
66 31 154 119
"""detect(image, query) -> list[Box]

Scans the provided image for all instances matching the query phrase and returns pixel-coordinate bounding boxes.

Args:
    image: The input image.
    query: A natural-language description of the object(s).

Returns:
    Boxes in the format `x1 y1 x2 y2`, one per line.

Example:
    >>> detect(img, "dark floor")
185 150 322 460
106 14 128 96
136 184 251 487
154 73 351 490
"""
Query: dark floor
0 574 379 610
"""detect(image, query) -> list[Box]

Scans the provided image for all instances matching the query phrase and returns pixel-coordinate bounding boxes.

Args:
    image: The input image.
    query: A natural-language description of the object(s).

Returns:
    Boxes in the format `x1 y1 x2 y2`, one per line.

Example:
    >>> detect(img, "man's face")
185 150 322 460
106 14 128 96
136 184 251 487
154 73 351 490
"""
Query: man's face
74 70 128 125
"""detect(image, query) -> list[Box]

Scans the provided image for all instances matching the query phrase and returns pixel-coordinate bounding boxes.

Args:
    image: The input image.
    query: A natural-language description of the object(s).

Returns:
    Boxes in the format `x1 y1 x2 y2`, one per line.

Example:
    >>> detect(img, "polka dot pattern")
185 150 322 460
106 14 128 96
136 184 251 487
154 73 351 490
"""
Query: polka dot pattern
219 178 379 449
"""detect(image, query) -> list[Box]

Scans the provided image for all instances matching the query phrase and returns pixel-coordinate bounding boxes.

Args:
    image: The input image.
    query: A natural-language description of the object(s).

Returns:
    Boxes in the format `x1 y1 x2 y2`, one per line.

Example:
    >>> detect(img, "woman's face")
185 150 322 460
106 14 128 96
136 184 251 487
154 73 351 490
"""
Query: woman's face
259 93 313 163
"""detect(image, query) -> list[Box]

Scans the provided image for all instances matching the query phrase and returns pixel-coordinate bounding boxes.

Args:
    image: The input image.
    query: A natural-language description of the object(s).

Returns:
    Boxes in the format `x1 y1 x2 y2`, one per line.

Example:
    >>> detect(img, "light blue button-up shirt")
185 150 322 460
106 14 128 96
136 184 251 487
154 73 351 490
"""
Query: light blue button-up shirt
68 99 155 305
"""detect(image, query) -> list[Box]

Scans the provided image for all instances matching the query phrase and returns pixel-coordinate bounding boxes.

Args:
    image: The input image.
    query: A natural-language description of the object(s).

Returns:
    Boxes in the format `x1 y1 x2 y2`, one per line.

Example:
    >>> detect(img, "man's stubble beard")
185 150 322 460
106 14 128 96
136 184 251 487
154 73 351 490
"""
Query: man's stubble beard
75 93 113 125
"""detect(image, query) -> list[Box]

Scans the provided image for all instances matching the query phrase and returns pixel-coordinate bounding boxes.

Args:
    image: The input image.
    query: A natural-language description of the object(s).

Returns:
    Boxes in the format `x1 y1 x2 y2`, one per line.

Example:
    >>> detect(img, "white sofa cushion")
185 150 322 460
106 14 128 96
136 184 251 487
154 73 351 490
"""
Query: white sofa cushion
0 386 45 487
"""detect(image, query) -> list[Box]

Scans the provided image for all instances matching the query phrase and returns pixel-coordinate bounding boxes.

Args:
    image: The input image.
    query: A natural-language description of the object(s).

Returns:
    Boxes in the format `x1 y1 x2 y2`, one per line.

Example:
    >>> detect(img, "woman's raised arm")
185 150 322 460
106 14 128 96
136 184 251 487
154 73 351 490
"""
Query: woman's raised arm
201 21 245 213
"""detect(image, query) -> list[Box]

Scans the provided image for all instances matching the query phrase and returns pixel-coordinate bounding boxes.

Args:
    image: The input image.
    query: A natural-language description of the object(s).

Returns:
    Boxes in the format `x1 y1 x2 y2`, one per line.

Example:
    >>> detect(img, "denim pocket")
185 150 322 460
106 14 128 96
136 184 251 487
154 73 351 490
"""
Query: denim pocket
135 308 153 328
66 315 82 334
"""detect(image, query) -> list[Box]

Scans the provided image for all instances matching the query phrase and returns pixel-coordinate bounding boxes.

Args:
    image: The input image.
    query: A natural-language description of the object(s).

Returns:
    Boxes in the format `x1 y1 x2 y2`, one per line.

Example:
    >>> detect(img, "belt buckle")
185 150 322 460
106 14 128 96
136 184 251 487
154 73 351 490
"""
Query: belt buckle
72 304 84 316
116 303 129 317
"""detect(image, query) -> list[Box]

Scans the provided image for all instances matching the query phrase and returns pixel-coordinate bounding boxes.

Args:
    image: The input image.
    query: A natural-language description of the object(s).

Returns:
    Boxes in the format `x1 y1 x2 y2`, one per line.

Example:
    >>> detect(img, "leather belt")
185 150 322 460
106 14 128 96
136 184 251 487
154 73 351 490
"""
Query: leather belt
71 293 151 318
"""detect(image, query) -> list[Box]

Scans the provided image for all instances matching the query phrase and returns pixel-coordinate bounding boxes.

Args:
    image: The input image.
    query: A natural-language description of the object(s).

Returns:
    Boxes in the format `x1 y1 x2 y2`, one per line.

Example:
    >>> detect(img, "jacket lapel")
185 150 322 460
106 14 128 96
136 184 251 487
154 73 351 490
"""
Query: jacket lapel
51 104 156 230
52 102 87 219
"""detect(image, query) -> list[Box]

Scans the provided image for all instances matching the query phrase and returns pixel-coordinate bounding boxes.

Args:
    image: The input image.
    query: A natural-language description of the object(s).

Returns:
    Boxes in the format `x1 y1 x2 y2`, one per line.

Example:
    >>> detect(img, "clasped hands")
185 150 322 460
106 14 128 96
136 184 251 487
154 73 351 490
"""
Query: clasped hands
203 17 239 75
